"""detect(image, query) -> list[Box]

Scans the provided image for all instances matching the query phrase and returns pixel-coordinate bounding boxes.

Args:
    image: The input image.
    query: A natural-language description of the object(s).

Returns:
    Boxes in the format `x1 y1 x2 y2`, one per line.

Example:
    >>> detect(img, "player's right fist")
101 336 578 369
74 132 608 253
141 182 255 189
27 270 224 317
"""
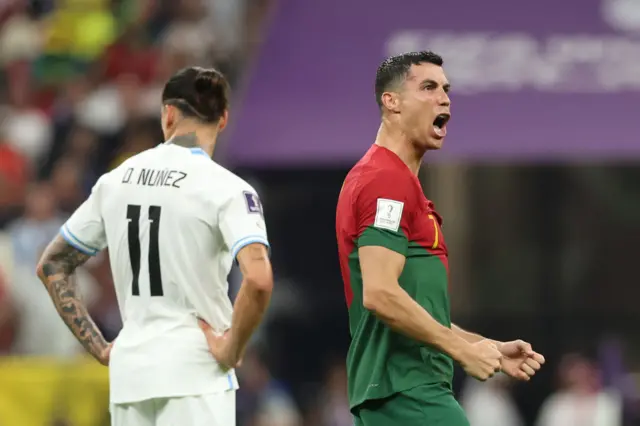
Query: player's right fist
460 340 503 381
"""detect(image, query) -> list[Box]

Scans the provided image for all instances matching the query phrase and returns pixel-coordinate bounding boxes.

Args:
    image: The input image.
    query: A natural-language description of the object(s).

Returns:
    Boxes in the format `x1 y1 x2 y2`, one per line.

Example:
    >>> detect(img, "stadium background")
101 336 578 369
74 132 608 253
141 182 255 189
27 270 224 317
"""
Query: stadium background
0 0 639 425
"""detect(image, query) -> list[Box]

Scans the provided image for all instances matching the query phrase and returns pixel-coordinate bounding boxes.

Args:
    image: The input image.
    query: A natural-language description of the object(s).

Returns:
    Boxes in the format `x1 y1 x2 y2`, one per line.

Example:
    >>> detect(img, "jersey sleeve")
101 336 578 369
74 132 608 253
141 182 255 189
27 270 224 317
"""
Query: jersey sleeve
219 186 270 260
356 170 415 256
60 179 107 256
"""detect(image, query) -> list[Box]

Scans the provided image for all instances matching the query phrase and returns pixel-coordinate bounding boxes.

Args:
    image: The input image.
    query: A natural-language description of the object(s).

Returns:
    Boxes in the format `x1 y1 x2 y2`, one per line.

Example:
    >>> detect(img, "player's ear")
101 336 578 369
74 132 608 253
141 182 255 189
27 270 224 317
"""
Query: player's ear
381 91 401 114
217 110 229 132
161 104 170 129
162 104 182 136
164 104 176 128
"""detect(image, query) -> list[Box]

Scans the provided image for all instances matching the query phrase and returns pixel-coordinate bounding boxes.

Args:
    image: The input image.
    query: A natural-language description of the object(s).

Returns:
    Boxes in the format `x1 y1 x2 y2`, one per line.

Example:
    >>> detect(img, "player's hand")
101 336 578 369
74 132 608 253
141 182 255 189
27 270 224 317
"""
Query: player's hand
498 339 545 381
96 342 113 366
198 319 242 370
460 339 503 381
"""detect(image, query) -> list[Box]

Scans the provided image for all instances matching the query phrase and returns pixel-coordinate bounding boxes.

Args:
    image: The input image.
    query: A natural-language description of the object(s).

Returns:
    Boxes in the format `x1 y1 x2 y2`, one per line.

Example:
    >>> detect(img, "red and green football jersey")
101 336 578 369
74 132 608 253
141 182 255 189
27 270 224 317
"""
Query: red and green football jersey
336 145 453 410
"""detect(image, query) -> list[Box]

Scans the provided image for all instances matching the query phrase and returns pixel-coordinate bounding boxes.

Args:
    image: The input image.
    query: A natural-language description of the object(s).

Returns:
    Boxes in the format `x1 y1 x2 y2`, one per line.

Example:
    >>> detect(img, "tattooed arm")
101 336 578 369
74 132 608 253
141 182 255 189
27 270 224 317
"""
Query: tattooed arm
36 235 111 365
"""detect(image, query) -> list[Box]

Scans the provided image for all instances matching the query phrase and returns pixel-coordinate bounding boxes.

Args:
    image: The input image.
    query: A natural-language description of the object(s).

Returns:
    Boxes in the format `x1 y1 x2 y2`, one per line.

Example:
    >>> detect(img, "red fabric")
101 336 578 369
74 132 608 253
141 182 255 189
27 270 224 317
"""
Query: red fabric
0 143 29 207
0 143 28 183
336 145 449 306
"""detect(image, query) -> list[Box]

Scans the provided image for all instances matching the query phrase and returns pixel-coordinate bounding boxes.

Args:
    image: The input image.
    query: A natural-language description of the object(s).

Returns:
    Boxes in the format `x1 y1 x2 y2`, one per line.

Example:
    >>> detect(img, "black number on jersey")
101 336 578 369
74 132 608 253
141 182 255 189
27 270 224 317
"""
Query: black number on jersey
127 204 164 296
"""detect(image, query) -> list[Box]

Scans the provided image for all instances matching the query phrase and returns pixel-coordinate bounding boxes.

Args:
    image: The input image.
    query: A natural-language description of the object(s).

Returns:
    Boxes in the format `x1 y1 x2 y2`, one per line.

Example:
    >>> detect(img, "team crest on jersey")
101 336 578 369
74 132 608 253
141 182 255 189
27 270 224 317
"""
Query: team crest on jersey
243 191 263 215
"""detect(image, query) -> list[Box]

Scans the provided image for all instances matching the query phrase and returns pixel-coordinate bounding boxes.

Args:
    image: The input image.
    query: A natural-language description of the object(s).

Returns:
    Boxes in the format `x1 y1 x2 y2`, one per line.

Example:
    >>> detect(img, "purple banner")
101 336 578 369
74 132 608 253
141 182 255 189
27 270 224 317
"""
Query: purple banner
227 0 640 166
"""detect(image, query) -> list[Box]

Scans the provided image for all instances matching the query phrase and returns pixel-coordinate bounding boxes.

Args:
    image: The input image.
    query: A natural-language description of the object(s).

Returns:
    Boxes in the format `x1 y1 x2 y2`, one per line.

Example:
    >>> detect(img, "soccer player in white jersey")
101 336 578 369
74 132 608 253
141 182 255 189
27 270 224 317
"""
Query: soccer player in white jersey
36 66 273 425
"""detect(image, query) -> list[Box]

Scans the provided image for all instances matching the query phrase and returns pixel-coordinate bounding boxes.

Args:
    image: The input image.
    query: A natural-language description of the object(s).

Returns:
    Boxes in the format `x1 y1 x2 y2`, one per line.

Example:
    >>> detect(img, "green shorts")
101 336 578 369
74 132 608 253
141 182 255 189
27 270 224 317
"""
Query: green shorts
352 384 469 426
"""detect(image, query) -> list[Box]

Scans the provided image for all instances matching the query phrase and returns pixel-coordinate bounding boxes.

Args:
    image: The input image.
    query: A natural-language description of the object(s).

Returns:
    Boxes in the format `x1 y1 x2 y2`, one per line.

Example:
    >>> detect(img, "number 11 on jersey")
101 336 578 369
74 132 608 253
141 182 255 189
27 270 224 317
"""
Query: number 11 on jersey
127 204 164 296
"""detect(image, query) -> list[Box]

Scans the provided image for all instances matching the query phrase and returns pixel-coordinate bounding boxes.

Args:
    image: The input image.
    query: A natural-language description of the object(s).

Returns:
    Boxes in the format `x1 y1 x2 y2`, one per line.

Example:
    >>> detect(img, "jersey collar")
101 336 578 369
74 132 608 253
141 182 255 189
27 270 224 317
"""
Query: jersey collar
162 140 210 158
189 147 210 157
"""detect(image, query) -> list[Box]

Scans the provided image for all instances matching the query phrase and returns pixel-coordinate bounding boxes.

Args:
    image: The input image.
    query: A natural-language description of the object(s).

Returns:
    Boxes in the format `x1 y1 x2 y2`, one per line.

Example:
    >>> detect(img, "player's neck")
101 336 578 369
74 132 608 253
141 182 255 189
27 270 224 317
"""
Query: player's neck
375 123 422 175
166 129 218 157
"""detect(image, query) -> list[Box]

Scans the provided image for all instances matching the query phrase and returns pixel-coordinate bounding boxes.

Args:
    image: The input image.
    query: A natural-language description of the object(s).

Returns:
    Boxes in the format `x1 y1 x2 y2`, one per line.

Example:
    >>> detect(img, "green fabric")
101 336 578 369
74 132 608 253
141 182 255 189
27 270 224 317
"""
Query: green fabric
357 226 408 256
353 383 469 426
347 227 453 410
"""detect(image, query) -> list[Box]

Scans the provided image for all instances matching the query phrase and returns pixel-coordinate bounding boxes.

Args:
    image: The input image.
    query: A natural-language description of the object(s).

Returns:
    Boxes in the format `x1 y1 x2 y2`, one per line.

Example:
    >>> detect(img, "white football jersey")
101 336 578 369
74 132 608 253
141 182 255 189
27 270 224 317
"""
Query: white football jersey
60 143 269 403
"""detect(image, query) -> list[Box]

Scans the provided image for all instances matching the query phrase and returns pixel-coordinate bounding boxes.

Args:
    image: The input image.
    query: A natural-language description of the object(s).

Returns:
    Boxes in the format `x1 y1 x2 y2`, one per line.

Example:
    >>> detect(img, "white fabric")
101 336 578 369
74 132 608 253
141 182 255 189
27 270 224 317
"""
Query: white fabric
110 391 235 426
62 143 269 403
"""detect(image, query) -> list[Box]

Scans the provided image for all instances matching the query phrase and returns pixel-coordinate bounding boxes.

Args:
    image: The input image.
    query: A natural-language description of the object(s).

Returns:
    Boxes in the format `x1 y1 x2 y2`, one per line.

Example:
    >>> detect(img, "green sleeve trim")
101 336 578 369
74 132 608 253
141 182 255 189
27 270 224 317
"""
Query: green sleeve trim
357 226 408 256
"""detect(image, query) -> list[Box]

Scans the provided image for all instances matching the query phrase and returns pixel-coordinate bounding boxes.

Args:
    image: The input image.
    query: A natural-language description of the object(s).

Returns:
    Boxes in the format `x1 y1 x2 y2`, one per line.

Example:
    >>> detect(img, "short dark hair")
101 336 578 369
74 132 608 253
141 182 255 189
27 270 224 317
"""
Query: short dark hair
375 51 444 109
162 66 230 123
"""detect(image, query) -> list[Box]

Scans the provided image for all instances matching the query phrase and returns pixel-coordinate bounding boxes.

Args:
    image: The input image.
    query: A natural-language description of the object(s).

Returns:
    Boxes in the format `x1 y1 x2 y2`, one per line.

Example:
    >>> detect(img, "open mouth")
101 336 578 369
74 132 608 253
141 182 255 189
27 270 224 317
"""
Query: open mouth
432 113 450 138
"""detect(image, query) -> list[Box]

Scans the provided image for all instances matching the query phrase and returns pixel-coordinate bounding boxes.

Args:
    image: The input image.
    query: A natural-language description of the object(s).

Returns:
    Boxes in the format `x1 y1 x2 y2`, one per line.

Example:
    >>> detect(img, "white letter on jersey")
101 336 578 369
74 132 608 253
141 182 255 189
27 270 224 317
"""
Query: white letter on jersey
374 198 404 232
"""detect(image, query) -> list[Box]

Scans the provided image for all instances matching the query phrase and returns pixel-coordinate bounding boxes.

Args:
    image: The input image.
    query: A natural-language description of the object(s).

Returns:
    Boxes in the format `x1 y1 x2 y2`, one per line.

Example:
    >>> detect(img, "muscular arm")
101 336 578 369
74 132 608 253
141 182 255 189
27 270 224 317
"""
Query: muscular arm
452 324 503 350
227 243 273 362
36 235 110 364
360 245 472 362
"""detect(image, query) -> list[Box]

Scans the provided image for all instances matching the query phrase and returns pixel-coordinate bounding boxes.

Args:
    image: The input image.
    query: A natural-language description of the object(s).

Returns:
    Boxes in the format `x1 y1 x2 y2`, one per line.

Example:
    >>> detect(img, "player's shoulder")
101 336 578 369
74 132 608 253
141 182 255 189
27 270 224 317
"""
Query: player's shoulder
93 163 129 189
112 145 158 170
200 160 260 202
215 164 255 192
340 153 417 213
346 159 413 197
115 143 217 178
349 145 412 182
97 148 152 184
93 145 175 190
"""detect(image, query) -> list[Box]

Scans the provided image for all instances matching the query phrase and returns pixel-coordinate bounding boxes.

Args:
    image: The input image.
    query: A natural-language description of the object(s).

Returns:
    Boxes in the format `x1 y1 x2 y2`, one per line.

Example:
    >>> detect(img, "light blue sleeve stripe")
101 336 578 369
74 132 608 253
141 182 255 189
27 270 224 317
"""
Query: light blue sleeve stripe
60 225 98 256
62 224 99 253
227 372 234 390
231 235 270 259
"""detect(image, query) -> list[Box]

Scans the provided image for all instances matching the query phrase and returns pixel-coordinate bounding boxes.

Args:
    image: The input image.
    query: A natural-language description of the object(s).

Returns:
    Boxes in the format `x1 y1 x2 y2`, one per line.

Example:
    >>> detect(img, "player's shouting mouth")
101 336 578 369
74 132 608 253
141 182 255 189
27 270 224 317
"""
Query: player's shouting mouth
432 113 450 139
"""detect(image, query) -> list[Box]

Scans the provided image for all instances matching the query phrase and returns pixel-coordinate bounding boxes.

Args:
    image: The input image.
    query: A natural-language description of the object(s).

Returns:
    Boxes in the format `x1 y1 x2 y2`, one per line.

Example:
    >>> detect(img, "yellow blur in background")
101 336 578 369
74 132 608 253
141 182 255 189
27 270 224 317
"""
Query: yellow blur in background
0 356 109 426
43 0 117 59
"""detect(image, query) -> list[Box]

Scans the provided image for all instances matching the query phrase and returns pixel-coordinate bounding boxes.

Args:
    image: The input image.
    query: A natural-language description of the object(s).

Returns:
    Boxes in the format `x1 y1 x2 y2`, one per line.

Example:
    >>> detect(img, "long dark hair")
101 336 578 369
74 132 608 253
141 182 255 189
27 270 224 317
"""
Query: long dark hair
161 66 230 123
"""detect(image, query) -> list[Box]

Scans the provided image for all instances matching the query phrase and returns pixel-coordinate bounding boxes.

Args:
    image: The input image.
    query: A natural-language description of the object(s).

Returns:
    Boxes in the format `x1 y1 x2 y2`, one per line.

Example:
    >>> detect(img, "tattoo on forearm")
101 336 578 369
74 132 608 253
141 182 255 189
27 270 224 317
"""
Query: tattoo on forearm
37 235 108 361
169 132 199 148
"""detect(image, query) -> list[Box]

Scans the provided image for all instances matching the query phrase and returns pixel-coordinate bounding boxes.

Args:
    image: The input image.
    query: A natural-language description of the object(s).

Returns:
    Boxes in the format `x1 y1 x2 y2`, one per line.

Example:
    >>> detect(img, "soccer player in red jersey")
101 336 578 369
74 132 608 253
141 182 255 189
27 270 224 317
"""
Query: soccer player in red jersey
335 51 546 426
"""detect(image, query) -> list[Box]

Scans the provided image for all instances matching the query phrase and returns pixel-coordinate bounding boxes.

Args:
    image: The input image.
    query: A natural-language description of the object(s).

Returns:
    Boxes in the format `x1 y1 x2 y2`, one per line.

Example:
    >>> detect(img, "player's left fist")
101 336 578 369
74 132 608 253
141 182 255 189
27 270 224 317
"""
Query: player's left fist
498 340 545 381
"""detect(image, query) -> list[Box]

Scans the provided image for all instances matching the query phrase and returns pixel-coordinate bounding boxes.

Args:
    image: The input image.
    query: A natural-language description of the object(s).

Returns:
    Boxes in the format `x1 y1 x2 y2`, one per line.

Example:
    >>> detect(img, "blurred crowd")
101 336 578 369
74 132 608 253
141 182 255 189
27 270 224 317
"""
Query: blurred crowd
462 351 628 426
0 0 260 347
0 1 636 425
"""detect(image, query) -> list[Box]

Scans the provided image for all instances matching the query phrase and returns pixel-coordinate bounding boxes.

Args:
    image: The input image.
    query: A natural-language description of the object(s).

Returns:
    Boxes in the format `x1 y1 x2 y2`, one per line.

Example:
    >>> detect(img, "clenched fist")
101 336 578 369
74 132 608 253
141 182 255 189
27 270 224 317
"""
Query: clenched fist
459 339 503 381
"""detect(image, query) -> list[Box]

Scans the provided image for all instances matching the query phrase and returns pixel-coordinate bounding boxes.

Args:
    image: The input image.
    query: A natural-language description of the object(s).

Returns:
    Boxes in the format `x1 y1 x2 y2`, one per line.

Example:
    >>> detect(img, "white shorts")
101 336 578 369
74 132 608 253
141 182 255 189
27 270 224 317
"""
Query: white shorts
110 391 235 426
